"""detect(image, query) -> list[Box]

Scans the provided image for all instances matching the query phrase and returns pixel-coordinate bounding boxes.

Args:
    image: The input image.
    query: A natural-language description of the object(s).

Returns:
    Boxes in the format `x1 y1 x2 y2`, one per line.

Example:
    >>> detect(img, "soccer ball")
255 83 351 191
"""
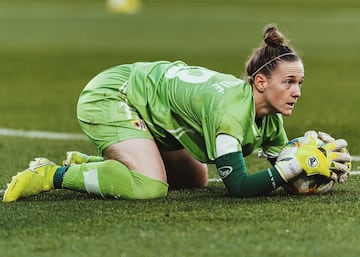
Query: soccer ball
283 173 335 195
279 136 335 195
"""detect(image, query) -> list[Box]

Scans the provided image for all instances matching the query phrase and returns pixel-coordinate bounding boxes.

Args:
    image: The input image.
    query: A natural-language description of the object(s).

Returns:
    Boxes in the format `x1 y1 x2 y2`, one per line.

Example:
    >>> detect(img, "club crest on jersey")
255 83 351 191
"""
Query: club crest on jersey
132 119 148 131
217 166 233 179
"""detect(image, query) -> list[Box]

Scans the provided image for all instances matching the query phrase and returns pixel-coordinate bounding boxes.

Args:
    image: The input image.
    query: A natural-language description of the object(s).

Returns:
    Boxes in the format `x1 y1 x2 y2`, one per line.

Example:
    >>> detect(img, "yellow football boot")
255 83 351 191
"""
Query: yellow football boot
3 158 59 202
63 151 104 166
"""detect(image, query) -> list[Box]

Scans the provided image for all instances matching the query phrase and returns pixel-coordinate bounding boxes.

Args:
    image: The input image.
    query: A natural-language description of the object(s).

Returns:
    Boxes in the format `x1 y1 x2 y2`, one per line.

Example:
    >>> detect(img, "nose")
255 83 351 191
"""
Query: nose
292 85 301 98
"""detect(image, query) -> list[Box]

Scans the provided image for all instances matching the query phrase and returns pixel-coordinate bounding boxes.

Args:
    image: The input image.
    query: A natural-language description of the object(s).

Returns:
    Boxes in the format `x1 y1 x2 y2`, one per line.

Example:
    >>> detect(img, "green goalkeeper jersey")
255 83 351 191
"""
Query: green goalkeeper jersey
126 60 288 163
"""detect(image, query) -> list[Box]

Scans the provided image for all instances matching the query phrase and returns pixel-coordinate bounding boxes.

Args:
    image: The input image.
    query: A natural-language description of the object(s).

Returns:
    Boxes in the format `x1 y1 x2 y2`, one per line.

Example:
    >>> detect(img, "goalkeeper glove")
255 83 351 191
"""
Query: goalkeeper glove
63 151 104 166
275 131 349 182
318 131 352 183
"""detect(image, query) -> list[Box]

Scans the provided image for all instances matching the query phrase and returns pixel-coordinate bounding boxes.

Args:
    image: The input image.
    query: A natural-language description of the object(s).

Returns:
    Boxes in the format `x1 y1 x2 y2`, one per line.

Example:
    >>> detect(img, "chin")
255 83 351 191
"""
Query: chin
282 111 293 116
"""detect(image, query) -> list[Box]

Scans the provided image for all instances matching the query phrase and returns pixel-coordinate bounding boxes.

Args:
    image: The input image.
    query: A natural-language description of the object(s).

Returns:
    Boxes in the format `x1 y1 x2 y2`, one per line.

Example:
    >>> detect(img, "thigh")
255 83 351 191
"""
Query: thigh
77 64 153 153
103 138 167 182
161 149 208 189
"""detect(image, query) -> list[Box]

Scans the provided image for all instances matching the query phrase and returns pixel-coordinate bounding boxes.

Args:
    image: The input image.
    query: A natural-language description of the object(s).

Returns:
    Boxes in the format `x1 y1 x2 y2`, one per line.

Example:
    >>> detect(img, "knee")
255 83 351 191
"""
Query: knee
129 170 168 199
92 160 168 200
191 164 208 188
197 168 209 188
167 164 208 189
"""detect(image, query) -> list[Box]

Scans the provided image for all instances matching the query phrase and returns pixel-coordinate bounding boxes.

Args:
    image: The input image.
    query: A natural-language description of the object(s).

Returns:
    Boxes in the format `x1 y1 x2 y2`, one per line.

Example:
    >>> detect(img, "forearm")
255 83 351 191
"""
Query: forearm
216 151 285 197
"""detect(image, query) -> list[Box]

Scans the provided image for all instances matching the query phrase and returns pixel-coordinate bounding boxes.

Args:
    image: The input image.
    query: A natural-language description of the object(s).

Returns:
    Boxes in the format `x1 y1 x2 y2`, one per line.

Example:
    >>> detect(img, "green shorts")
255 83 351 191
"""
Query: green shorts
77 64 153 153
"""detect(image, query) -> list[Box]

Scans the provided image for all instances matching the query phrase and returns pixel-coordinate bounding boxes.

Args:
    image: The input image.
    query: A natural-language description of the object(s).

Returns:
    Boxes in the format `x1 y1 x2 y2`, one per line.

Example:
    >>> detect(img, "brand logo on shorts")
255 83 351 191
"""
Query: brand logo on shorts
218 166 233 179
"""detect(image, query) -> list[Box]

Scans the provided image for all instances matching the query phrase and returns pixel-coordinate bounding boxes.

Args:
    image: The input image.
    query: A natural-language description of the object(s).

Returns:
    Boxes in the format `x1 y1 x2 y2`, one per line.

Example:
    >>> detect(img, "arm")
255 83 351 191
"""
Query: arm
215 134 285 197
214 132 349 197
215 151 285 197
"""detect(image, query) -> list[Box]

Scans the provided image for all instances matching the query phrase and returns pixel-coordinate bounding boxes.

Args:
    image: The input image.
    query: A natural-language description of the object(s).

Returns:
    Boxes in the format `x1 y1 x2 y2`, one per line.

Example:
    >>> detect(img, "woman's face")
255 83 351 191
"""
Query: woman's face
263 60 304 116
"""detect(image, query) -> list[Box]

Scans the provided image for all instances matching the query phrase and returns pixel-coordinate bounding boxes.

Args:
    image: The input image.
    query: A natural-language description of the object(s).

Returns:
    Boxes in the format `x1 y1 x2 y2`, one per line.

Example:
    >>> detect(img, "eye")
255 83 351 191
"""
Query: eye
298 78 304 88
285 79 295 86
285 78 303 88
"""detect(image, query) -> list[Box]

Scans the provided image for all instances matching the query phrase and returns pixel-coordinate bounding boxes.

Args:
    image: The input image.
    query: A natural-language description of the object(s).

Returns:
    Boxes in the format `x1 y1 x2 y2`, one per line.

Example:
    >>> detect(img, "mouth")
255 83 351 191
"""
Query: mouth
287 102 296 109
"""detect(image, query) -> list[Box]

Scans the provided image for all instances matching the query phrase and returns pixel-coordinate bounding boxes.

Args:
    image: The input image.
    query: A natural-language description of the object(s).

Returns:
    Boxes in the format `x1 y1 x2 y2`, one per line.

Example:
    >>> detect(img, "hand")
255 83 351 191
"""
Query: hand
318 132 352 183
63 151 104 166
295 141 333 178
276 131 323 163
275 131 349 182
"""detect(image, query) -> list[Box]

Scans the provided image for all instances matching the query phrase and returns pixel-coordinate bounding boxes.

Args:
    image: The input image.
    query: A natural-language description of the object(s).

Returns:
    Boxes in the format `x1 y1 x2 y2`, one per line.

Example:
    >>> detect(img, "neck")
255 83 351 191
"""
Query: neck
253 88 270 118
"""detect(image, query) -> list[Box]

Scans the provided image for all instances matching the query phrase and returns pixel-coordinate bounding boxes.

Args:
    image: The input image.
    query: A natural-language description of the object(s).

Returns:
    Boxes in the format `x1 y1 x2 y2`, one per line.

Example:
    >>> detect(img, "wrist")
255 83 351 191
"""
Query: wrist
275 158 302 182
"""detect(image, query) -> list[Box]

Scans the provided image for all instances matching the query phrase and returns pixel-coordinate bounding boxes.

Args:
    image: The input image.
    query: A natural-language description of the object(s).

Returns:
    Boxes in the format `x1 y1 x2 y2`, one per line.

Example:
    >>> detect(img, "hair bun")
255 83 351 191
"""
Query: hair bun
263 26 284 47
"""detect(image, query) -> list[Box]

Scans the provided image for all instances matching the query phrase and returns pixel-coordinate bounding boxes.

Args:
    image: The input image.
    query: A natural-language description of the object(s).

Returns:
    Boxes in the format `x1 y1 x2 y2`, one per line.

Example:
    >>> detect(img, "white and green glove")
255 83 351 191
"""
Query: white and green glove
275 131 351 182
317 131 352 183
63 151 104 166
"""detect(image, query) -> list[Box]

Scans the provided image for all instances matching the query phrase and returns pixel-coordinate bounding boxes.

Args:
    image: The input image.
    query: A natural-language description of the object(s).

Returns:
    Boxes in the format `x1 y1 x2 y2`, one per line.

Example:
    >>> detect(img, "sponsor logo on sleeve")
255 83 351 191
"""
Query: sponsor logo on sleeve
217 166 233 179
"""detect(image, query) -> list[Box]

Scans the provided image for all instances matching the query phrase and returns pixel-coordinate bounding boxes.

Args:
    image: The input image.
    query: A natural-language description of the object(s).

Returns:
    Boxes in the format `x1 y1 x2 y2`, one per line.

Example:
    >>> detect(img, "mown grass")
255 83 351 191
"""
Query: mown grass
0 1 360 257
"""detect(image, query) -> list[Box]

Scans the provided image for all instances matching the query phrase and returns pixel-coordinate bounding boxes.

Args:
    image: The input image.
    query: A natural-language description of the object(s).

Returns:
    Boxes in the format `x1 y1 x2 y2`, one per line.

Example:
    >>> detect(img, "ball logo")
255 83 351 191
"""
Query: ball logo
307 156 318 168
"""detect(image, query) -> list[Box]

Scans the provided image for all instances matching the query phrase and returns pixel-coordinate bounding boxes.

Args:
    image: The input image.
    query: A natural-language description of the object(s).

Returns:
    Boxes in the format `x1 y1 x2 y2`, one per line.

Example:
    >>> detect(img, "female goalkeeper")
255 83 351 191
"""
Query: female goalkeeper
3 25 350 202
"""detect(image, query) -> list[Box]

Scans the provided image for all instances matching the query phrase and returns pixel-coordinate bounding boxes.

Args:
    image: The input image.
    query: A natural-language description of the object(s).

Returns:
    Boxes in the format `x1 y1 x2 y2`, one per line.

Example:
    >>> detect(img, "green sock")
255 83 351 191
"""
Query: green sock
61 160 168 200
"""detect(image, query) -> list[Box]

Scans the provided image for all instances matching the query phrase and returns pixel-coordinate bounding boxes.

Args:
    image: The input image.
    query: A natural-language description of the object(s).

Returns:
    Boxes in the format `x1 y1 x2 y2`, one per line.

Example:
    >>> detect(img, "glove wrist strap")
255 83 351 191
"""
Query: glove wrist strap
275 158 302 182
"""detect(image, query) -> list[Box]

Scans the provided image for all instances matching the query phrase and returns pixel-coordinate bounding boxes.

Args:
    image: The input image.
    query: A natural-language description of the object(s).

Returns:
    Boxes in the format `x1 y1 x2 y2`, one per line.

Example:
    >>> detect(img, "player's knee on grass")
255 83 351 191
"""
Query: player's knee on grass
97 160 168 199
64 160 168 199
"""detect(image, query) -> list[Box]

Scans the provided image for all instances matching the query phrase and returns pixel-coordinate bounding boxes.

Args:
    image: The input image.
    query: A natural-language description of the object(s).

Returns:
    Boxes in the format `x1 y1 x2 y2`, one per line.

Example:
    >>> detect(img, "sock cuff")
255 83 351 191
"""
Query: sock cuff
53 166 69 189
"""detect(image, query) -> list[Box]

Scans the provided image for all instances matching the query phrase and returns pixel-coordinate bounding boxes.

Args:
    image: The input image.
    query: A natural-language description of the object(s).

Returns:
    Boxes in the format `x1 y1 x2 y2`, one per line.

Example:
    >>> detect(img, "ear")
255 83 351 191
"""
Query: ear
253 74 267 93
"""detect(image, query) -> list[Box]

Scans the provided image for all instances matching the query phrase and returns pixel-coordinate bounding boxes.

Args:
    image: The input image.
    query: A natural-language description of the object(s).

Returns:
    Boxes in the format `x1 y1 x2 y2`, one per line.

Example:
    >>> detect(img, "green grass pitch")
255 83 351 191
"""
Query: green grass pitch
0 1 360 256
